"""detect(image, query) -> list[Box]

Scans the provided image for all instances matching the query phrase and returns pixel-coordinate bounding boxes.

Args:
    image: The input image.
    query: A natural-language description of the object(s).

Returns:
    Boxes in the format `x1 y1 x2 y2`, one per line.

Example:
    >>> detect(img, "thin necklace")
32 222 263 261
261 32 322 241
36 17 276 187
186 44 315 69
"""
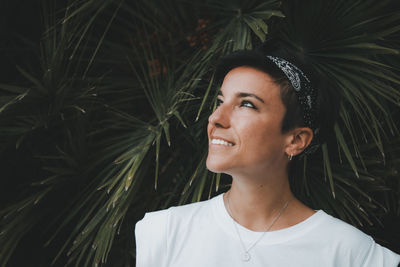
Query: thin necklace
225 192 291 262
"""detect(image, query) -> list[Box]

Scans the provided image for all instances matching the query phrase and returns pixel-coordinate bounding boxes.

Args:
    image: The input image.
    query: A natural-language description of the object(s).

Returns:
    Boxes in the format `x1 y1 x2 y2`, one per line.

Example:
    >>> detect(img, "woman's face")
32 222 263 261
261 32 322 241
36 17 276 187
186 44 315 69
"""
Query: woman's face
206 66 290 176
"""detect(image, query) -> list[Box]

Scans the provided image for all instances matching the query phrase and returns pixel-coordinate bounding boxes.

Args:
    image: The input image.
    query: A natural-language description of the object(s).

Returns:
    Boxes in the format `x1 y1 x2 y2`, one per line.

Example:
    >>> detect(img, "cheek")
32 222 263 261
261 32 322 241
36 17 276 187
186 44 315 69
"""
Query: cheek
238 120 284 154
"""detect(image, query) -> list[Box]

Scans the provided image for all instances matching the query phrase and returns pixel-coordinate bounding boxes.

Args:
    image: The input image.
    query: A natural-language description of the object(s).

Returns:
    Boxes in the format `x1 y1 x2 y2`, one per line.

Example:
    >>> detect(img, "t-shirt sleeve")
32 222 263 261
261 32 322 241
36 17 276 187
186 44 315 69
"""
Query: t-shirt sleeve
135 209 170 267
360 236 400 267
322 212 400 267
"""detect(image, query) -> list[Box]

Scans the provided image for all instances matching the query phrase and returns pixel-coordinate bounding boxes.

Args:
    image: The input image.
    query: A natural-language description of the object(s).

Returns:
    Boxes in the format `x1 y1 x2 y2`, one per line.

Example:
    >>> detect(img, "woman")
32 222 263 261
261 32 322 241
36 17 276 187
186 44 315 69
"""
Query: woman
135 46 400 266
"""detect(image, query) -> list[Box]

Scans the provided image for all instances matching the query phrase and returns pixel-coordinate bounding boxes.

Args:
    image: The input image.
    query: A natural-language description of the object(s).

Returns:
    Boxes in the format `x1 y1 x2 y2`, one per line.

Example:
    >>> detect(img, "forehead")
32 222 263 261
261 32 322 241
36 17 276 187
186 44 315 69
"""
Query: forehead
219 66 281 100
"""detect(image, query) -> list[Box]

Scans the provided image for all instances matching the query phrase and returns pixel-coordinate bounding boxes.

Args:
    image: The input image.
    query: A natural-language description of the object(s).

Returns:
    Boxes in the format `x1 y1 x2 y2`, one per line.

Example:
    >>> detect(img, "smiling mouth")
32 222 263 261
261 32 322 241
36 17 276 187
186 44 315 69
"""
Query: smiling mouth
210 138 234 146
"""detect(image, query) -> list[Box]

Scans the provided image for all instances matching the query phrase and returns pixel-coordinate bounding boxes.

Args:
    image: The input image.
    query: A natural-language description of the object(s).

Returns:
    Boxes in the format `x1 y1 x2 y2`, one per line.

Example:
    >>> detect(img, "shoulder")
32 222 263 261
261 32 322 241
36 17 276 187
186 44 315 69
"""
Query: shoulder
135 194 219 236
316 211 400 266
135 209 171 266
169 196 215 219
318 211 372 244
134 196 218 262
135 208 170 240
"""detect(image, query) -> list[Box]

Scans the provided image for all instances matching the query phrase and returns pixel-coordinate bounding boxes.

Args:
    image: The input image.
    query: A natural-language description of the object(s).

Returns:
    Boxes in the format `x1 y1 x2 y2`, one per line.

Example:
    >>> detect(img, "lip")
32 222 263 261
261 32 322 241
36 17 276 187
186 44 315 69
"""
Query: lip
210 136 235 146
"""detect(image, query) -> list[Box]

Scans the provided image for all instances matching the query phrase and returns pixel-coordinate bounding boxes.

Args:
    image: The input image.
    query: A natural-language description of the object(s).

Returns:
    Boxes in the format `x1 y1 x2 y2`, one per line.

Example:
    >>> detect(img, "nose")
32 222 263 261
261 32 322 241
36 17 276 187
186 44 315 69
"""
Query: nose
208 103 230 128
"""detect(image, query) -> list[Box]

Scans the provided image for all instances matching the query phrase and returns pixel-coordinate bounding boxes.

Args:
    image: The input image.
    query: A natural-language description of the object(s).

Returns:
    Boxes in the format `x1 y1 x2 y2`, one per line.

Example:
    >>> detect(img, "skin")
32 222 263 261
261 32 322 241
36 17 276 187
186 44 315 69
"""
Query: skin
206 66 315 232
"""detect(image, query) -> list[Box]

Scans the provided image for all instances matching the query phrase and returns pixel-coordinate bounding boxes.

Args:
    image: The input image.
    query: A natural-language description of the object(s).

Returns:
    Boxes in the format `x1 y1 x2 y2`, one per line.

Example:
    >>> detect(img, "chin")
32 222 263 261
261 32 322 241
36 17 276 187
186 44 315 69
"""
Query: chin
206 156 230 173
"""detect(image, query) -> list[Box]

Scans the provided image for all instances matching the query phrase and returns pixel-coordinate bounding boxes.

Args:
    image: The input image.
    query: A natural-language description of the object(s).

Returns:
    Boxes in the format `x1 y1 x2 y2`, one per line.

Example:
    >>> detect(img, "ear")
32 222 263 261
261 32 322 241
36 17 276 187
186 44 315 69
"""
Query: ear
284 127 314 157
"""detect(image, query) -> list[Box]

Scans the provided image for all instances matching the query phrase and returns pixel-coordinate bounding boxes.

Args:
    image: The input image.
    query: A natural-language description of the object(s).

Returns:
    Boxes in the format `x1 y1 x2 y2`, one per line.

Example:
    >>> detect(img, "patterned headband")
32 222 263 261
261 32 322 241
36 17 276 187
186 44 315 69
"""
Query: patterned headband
266 55 319 155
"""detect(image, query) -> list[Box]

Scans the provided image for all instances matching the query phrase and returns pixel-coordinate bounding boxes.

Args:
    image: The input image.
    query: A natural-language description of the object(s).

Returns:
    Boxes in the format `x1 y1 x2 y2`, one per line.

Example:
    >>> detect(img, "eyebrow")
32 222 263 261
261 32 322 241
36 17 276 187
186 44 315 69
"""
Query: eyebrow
217 91 265 104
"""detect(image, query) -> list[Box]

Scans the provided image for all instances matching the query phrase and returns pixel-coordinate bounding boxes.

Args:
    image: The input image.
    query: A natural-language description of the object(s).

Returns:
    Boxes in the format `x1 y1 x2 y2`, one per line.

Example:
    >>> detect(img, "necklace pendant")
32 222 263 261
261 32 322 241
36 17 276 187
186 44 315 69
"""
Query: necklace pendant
242 252 251 262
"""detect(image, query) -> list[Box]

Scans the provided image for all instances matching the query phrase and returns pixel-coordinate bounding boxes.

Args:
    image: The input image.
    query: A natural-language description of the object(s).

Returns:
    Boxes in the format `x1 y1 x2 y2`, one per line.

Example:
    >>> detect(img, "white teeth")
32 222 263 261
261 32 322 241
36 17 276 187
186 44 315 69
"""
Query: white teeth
211 139 233 146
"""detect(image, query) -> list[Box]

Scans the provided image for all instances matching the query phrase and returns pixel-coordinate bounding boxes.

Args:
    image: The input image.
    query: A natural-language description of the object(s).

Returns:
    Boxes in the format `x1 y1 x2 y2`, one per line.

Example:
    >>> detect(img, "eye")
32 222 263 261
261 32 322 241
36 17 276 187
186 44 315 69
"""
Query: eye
216 98 223 107
241 100 257 109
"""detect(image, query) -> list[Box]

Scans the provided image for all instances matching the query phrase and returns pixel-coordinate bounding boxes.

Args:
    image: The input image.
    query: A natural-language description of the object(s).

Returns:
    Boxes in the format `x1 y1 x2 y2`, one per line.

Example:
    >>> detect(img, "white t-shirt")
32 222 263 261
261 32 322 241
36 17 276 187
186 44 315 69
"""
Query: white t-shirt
135 193 400 267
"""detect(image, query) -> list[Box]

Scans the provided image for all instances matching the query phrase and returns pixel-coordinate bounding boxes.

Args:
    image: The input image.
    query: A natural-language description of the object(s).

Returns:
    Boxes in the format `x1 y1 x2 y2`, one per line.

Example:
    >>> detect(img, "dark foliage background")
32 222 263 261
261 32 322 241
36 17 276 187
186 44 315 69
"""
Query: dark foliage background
0 0 399 266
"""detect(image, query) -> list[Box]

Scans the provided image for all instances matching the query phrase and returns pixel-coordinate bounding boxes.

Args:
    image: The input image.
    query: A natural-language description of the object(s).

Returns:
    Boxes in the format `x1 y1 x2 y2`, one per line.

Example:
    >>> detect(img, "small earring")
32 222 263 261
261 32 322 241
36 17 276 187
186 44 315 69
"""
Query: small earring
288 154 293 161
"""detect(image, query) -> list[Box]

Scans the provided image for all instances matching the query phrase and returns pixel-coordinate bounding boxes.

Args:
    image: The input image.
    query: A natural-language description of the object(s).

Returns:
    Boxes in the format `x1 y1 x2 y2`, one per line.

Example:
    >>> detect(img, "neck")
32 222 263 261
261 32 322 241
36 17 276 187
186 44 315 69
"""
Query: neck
224 168 294 232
